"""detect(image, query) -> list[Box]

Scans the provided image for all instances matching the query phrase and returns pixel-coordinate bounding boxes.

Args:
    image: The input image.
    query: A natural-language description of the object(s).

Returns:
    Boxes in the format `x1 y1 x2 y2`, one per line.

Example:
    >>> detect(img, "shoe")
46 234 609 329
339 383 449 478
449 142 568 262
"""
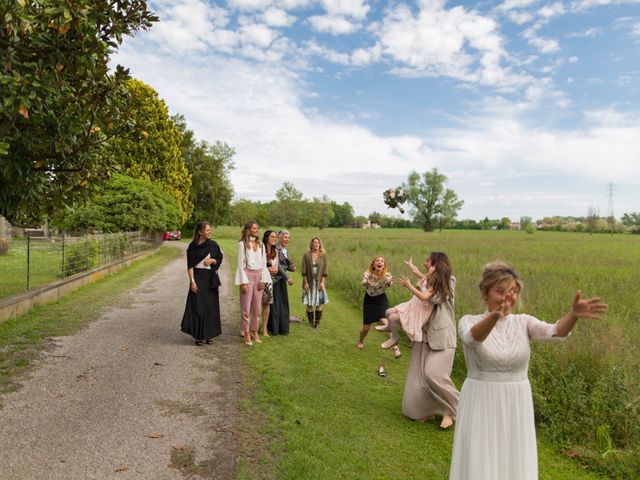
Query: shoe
393 346 402 358
195 340 203 346
205 339 213 345
380 338 398 349
378 364 386 377
375 324 389 332
357 342 364 350
244 339 253 346
307 311 314 326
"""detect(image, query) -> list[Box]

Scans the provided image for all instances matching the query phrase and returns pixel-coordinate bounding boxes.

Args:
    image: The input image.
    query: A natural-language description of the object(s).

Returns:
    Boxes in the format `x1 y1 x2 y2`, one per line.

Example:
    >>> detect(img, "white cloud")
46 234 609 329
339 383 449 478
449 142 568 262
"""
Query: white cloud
374 2 530 89
527 35 561 52
308 14 360 34
497 0 539 11
566 27 601 37
320 0 370 20
631 22 640 37
263 7 296 26
538 2 566 19
240 23 278 47
508 11 535 24
227 0 273 11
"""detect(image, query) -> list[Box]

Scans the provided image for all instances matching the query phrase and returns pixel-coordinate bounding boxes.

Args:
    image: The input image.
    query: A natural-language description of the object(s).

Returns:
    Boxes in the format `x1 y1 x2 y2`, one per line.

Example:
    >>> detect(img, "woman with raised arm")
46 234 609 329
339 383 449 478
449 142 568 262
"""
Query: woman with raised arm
234 221 271 346
449 261 607 480
181 221 223 346
357 256 394 352
383 252 459 429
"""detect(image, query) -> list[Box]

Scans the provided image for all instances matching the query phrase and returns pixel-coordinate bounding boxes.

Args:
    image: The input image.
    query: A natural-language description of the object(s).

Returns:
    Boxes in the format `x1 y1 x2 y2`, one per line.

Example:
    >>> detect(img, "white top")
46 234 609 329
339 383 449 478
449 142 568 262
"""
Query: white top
458 312 566 382
194 253 211 270
235 242 272 285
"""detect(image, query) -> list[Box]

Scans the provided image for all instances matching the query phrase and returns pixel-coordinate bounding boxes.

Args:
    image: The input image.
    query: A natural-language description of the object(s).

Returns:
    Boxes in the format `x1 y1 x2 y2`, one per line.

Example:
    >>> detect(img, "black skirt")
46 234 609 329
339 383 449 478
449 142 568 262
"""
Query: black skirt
268 278 290 335
180 268 222 341
363 292 389 325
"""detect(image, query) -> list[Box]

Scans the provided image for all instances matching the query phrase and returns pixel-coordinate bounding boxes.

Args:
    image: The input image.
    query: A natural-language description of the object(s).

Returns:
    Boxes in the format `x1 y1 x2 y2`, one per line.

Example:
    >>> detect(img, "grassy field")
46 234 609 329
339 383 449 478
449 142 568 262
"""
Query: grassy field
214 226 638 479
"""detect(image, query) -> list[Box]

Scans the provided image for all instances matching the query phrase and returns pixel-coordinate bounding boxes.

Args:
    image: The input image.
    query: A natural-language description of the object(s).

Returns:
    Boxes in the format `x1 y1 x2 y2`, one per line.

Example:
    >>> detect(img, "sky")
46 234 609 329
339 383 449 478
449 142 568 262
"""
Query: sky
112 0 640 221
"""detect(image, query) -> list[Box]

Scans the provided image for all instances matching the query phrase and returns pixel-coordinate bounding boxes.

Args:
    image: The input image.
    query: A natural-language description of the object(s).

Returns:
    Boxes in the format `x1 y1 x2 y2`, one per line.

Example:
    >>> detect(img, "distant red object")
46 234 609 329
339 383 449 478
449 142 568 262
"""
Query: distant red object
164 230 181 241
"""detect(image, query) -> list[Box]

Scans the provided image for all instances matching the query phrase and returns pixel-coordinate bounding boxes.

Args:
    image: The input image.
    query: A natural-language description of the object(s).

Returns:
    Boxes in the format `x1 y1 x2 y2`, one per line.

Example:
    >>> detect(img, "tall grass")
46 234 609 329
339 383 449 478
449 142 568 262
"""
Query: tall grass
215 226 640 477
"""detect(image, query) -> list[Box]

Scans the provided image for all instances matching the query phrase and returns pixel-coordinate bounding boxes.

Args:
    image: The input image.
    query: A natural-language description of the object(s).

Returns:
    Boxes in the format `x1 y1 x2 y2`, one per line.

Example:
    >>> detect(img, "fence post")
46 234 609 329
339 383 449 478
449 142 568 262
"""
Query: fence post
26 235 31 291
61 234 65 278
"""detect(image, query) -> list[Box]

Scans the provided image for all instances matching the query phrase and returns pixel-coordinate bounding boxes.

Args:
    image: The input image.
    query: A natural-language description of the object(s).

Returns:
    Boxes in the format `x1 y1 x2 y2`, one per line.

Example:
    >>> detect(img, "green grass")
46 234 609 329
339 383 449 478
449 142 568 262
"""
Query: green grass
0 239 63 297
216 232 607 480
0 245 180 399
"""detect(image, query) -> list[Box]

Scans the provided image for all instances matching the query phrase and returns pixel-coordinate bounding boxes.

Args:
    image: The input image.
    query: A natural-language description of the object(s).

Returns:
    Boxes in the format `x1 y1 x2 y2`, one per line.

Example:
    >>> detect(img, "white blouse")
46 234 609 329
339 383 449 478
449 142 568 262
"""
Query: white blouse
234 242 272 285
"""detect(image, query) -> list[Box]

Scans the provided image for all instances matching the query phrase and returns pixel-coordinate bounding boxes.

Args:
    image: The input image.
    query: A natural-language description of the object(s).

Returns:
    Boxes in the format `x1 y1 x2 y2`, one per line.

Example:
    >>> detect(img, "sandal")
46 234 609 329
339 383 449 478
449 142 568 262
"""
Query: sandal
205 339 213 345
393 346 401 359
195 340 203 346
378 364 386 377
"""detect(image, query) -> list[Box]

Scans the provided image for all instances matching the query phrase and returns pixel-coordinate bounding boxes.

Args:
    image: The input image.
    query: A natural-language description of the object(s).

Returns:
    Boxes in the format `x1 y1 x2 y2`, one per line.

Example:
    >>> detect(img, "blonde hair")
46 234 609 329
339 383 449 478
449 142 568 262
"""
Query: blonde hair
479 261 524 300
309 237 325 255
367 256 388 278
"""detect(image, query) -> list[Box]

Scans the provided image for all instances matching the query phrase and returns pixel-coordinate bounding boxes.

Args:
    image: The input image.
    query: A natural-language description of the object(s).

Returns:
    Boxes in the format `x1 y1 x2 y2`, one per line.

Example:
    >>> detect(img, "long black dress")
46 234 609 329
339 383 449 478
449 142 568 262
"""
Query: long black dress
180 239 223 341
268 246 295 335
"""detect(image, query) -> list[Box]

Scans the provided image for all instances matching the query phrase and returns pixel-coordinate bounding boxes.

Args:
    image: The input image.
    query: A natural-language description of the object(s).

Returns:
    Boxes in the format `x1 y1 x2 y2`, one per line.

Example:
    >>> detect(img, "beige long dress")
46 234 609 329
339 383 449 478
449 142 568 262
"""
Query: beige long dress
401 284 459 420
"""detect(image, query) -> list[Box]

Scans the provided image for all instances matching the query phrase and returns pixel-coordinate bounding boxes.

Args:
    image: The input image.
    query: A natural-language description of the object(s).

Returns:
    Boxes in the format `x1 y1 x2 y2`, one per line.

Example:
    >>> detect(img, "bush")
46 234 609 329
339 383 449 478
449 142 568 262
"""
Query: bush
64 237 100 276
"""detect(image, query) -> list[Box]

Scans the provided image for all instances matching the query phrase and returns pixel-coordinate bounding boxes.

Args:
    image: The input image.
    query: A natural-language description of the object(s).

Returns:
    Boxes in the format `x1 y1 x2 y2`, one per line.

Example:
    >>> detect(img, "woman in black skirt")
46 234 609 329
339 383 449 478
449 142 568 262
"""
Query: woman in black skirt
358 256 398 357
181 221 223 346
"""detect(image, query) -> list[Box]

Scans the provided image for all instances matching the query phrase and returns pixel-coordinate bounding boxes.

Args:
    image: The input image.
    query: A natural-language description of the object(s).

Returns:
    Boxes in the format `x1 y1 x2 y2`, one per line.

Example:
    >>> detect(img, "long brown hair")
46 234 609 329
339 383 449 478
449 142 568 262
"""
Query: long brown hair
427 262 453 300
308 236 325 255
263 230 277 260
239 221 261 249
192 221 210 243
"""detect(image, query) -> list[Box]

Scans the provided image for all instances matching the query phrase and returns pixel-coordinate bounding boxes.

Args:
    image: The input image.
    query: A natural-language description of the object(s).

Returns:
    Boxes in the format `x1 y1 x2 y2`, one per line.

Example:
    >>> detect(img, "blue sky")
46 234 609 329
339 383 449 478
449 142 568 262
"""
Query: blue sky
112 0 640 221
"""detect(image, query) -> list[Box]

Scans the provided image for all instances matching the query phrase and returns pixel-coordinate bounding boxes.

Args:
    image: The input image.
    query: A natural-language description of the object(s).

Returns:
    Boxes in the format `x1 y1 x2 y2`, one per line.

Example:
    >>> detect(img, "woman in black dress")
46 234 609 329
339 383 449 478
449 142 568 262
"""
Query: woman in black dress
358 256 396 353
181 221 223 345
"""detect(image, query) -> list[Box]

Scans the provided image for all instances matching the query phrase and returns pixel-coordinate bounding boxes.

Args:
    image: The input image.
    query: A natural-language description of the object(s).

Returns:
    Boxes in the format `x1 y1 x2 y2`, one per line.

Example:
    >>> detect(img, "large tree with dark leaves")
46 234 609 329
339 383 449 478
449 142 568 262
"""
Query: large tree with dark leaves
0 0 157 225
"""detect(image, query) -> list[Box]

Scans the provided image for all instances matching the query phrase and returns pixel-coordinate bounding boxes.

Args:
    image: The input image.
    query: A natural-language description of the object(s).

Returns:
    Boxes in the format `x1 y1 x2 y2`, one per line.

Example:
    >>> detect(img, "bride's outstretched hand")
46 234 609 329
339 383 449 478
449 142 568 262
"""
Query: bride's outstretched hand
571 290 608 319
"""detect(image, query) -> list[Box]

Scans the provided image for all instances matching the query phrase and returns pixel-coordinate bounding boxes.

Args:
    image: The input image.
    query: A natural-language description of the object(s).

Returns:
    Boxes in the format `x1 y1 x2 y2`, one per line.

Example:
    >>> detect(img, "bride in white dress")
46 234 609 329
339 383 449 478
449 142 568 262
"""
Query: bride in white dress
449 261 607 480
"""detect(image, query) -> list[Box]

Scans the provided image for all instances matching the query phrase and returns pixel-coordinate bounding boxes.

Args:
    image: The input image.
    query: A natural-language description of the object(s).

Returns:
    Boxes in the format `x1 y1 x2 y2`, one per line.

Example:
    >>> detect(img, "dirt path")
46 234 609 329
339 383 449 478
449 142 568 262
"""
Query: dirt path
0 242 243 479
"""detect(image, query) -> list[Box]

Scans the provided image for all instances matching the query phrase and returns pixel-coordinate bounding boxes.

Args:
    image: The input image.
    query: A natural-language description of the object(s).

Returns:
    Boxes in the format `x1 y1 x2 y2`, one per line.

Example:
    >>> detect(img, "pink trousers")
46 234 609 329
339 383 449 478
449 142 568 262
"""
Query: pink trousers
240 269 262 333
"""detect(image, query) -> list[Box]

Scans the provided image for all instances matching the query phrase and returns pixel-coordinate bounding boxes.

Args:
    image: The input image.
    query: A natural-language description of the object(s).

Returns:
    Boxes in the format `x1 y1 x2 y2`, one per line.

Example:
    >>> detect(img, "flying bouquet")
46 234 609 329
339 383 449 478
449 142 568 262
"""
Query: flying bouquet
383 187 407 214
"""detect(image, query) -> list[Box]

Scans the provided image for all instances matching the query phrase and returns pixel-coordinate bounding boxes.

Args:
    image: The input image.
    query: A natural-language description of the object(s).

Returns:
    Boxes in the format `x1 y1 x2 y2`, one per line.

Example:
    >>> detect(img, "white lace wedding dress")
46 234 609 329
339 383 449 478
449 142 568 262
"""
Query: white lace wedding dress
449 313 566 480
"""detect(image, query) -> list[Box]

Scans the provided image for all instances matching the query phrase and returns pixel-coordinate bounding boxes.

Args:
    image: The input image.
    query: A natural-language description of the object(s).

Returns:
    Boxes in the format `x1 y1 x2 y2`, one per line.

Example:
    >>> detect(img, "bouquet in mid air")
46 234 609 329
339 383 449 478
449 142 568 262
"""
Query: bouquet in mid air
383 187 407 214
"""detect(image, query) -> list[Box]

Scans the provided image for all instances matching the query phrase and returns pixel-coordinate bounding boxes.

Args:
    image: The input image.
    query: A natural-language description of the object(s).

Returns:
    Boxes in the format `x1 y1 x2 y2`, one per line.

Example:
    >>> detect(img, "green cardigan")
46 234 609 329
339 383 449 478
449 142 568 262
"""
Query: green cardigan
301 251 328 282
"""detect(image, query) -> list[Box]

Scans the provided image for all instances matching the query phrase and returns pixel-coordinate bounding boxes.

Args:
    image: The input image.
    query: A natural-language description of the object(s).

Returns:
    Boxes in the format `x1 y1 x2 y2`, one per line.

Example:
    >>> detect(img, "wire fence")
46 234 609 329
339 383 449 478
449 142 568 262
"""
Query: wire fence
0 232 161 300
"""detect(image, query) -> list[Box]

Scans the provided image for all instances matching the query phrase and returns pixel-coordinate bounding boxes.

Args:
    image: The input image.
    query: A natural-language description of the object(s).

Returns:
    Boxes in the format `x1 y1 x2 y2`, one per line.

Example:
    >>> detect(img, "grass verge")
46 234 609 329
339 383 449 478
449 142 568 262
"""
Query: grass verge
0 245 180 402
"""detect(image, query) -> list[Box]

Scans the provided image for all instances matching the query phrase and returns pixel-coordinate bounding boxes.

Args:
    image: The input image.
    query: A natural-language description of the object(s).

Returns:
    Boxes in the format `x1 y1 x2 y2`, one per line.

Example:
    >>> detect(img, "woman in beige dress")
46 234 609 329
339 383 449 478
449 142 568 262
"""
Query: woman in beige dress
383 252 459 429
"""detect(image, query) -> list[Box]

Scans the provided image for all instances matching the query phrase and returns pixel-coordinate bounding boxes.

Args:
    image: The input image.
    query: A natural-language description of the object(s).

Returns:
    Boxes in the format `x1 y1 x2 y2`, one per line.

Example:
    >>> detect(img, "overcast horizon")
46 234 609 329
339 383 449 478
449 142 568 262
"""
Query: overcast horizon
112 0 639 222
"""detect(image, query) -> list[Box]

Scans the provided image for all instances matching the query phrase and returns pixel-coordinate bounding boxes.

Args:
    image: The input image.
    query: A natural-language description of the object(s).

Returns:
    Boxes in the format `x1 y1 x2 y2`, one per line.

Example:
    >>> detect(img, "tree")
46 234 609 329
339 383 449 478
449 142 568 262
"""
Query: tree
520 216 532 229
0 1 157 225
586 206 599 235
107 79 192 225
404 168 463 232
437 189 464 231
175 116 235 228
229 199 270 227
271 182 304 228
622 212 640 232
499 217 512 230
329 201 355 227
307 196 335 229
59 174 180 233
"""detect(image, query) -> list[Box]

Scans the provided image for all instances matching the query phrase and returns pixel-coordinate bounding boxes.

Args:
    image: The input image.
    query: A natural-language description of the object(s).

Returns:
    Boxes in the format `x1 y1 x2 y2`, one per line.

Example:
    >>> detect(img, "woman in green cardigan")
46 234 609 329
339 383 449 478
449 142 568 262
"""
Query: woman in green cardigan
301 237 328 328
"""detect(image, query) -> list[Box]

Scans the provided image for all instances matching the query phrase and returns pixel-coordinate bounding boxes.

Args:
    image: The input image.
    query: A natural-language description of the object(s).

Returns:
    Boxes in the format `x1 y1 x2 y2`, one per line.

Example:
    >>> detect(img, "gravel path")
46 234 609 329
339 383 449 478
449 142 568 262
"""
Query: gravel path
0 242 243 480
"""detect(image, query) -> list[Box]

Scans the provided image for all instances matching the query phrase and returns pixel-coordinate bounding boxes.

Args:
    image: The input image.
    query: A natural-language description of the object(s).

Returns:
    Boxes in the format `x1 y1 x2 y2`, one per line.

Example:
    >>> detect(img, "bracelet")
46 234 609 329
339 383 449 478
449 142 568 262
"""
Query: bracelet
190 278 195 283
